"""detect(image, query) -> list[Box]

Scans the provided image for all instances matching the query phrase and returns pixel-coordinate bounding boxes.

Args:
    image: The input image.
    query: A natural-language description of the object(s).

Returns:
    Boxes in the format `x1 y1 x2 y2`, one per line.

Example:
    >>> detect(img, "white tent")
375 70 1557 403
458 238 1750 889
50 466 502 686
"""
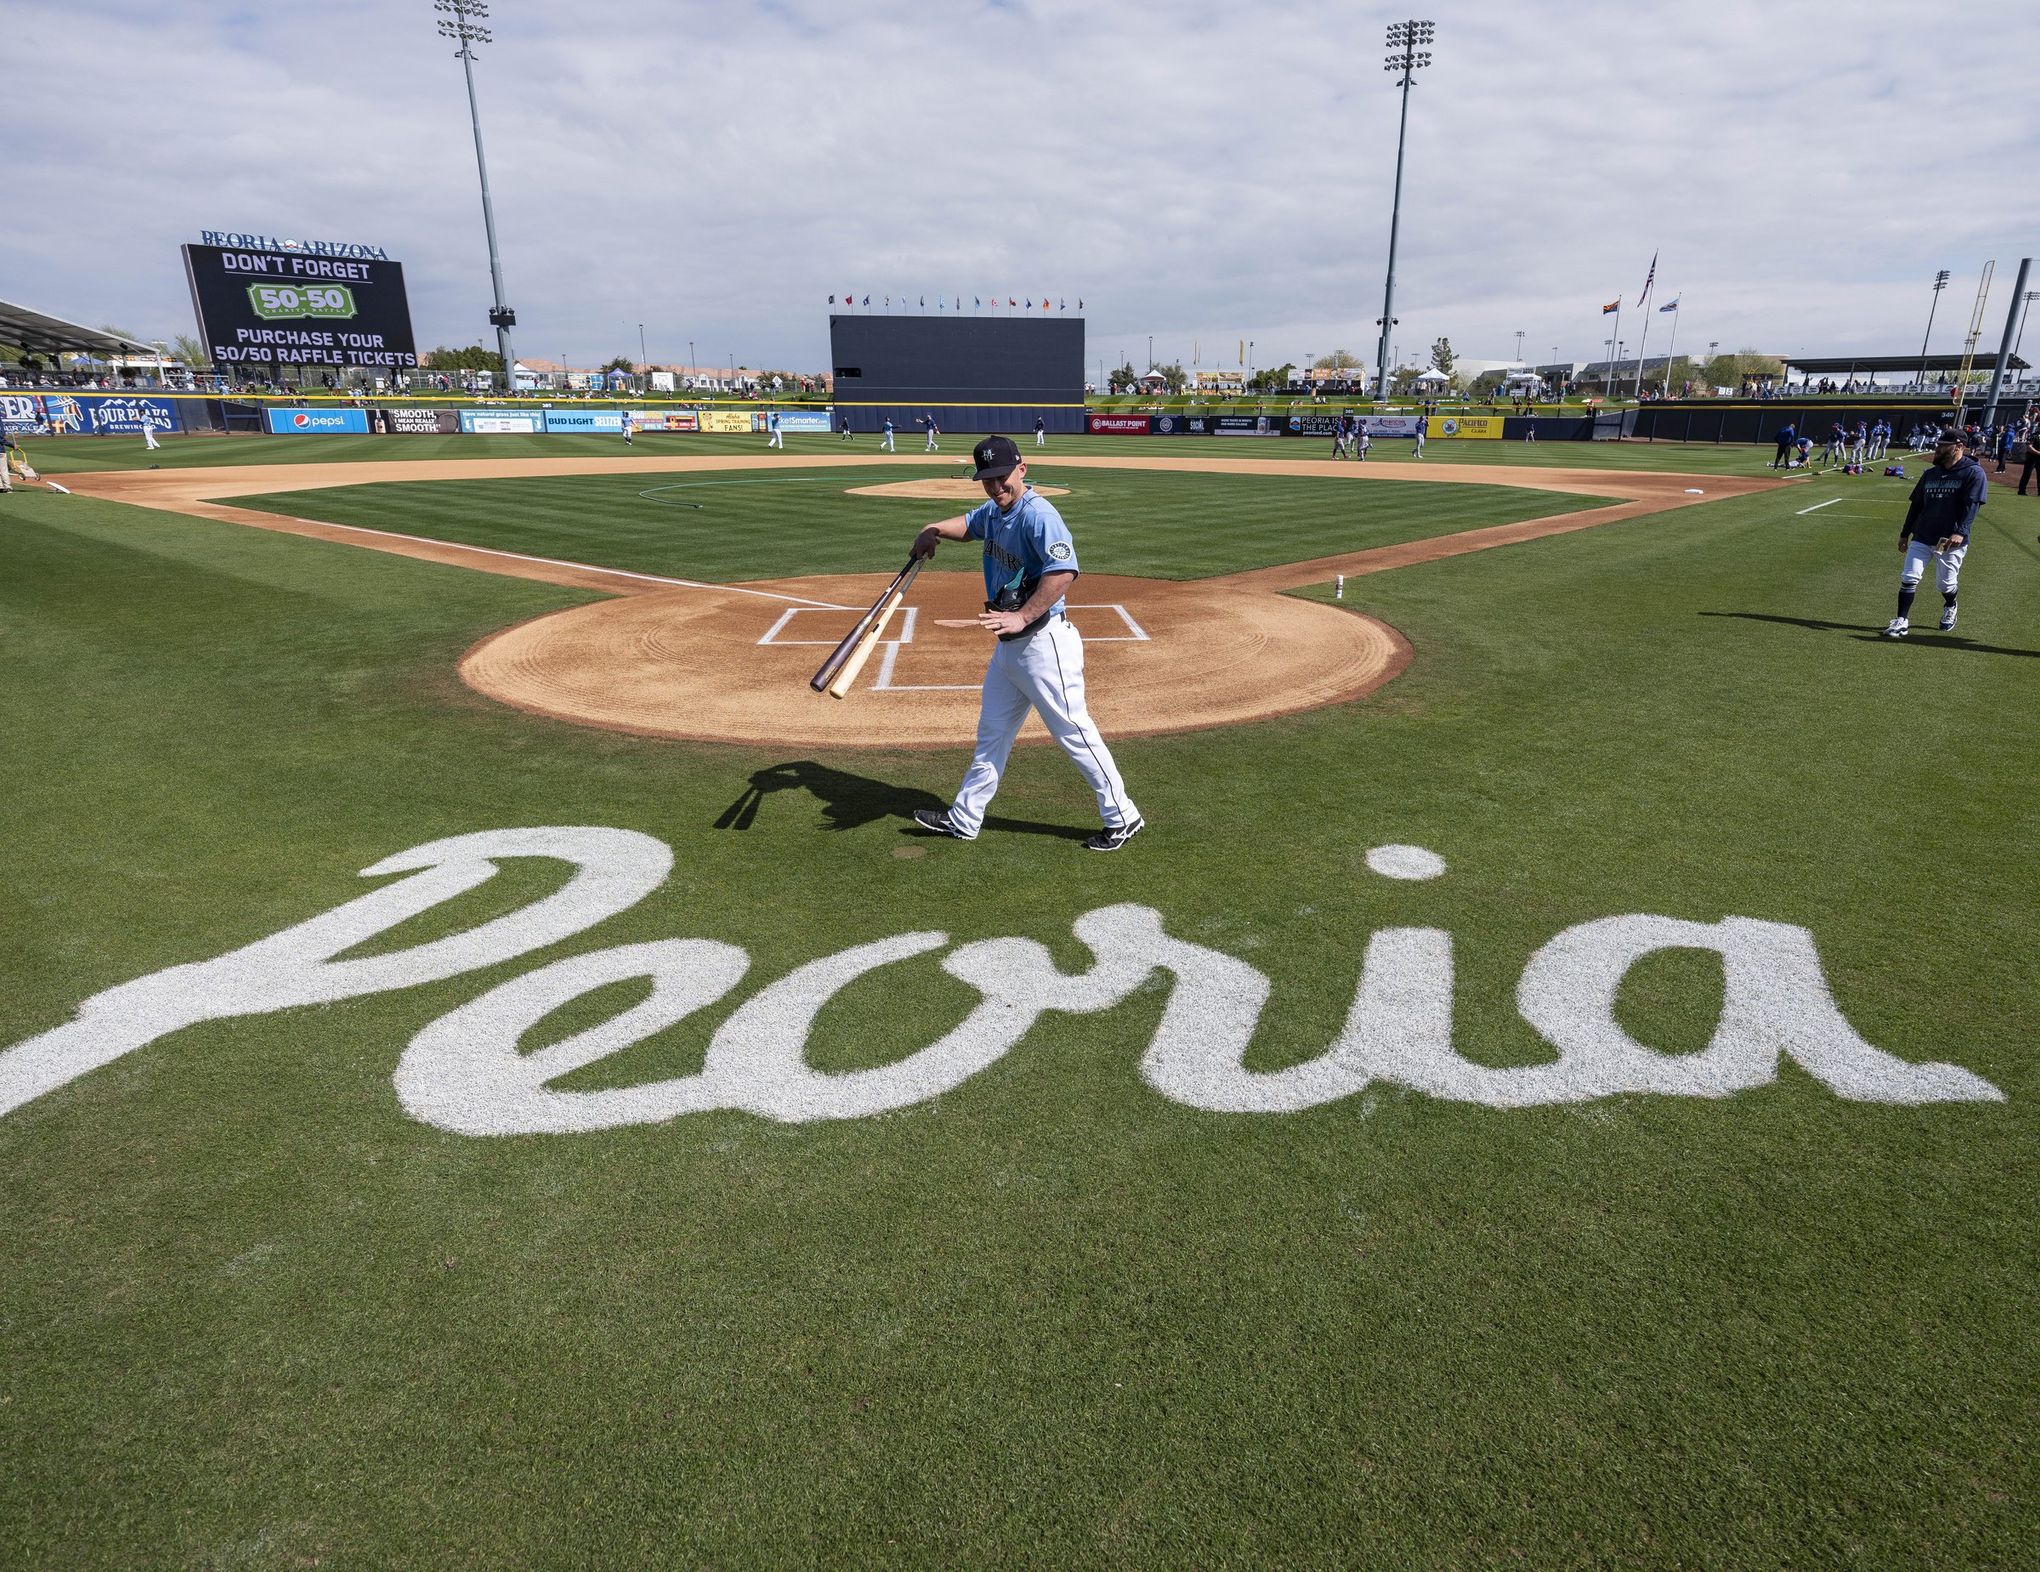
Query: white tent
1411 369 1451 384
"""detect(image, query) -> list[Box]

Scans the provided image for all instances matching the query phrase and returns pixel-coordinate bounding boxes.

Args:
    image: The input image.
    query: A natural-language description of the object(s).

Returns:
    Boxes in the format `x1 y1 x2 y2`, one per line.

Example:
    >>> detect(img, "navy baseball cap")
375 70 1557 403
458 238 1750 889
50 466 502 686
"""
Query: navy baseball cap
971 435 1023 480
1937 428 1966 445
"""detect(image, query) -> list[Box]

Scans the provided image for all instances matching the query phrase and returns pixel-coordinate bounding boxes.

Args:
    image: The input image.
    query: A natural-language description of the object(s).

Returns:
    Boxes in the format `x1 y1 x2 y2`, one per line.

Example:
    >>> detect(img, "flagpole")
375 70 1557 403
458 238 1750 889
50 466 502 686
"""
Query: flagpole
1609 300 1621 395
1660 304 1680 397
1623 251 1656 399
1631 306 1652 400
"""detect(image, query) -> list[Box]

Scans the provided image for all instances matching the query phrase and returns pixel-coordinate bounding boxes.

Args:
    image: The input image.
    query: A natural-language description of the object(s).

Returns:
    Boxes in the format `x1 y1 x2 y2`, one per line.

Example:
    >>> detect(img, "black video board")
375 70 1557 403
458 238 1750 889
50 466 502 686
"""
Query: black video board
182 243 419 369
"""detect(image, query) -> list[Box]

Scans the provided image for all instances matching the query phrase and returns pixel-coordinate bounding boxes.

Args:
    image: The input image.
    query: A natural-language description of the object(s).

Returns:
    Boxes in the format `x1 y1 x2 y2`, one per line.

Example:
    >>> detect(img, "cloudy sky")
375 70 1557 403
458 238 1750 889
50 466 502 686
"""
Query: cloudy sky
9 0 2035 376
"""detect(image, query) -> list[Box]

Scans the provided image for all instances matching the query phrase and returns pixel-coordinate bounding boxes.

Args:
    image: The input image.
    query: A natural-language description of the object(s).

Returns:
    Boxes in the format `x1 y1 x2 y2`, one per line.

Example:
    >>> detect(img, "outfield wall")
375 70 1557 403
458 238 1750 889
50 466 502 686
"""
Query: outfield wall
0 392 841 439
1628 399 2033 443
1084 412 1613 441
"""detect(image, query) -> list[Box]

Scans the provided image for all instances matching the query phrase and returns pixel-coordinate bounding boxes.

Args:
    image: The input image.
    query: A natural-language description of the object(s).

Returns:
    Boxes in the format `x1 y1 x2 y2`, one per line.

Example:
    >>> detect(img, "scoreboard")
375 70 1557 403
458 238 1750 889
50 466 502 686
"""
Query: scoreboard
828 316 1083 406
182 241 419 370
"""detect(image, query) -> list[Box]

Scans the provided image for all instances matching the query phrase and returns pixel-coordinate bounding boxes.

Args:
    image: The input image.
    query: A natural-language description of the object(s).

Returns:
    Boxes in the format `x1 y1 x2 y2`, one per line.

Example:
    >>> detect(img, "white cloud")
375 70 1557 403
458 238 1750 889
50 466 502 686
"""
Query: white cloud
6 0 2034 372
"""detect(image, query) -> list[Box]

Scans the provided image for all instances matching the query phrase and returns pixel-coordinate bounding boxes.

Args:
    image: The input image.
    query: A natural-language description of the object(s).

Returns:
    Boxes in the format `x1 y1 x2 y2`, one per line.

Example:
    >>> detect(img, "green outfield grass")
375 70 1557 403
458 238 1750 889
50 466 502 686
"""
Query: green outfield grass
21 428 1820 479
2 456 2035 1569
226 464 1605 583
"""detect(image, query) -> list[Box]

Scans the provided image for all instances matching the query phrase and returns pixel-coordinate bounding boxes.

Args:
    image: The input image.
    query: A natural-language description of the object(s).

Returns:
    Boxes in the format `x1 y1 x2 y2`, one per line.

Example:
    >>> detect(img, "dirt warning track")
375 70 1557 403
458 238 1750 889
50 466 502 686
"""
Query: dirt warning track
65 450 1790 747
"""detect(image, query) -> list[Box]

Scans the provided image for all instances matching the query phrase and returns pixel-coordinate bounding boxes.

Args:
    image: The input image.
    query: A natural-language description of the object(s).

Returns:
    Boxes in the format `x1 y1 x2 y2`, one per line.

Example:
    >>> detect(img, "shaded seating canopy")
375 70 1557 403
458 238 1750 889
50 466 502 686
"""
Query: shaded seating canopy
0 298 154 359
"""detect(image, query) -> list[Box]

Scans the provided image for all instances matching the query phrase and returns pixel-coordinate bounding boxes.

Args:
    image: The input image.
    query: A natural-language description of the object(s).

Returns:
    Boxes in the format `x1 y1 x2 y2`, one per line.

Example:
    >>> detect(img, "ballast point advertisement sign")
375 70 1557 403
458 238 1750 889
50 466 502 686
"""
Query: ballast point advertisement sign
384 407 461 434
1086 414 1150 435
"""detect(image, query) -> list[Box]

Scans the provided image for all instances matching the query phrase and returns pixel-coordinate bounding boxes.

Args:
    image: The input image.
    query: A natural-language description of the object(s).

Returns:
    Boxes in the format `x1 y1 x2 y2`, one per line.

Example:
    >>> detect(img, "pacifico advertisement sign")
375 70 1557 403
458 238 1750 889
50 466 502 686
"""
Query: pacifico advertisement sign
1426 415 1505 440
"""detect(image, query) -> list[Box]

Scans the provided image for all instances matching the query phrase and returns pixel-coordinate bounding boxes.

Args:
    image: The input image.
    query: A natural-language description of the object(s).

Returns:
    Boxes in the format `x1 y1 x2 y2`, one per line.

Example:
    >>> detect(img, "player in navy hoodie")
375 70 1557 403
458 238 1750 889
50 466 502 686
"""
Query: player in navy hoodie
1883 429 1988 637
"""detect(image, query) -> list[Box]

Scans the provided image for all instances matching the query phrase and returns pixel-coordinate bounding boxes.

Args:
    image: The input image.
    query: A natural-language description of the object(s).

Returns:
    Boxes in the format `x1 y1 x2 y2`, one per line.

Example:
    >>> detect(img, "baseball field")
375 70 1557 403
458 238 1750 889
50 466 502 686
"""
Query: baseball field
3 430 2035 1568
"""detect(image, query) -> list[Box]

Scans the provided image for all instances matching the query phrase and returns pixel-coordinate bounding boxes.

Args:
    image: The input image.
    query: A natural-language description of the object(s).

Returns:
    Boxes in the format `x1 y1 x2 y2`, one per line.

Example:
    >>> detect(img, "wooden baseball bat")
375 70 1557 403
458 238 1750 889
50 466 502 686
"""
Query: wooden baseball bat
826 557 924 700
808 554 917 693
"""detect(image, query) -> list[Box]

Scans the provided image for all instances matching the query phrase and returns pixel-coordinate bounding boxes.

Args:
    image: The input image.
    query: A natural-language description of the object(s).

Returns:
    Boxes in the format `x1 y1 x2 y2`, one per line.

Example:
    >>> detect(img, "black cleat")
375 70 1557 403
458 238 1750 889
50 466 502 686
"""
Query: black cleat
912 807 976 840
1083 818 1145 852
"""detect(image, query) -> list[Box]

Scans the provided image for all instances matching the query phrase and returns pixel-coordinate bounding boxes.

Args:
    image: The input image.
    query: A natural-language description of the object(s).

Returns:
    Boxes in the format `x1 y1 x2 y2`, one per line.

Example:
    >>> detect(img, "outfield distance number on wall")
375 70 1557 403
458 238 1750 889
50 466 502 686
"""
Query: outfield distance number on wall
0 828 2004 1131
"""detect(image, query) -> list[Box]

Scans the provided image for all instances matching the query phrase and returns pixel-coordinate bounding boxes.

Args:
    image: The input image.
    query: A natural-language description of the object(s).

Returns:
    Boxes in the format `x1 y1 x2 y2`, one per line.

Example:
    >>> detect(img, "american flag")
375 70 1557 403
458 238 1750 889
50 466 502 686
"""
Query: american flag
1639 252 1658 302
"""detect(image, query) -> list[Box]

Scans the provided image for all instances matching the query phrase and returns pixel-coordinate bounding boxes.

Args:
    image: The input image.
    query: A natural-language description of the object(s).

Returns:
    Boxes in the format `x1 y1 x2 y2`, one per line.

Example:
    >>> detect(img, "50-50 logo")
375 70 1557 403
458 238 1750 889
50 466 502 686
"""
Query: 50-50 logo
246 283 357 321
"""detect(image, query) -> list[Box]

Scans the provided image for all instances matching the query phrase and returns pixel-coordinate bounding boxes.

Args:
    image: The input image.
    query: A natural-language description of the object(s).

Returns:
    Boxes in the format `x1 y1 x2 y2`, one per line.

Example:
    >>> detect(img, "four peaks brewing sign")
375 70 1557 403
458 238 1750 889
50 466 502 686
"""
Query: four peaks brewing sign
182 232 419 370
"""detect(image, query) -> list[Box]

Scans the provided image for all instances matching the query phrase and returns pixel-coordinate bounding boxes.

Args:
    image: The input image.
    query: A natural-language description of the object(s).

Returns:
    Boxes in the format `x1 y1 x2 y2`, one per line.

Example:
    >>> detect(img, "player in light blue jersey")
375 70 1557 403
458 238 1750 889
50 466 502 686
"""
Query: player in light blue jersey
908 435 1143 851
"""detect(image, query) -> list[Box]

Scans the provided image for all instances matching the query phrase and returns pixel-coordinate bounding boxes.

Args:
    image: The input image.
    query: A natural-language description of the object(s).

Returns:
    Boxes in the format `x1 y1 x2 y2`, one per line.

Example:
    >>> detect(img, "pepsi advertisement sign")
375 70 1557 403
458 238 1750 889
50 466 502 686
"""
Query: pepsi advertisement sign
265 407 371 435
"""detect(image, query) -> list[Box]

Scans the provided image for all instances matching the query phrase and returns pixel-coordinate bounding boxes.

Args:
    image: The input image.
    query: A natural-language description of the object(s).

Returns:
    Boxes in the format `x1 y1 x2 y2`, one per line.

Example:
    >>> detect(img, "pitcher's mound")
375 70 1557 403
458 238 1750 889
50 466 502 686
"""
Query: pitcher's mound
844 478 1070 501
460 571 1407 748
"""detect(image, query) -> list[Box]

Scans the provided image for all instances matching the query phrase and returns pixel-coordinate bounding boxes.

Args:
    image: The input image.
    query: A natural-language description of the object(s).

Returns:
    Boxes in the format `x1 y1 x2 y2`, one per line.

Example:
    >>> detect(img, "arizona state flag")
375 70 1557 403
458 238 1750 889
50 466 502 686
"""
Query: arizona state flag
1601 298 1620 315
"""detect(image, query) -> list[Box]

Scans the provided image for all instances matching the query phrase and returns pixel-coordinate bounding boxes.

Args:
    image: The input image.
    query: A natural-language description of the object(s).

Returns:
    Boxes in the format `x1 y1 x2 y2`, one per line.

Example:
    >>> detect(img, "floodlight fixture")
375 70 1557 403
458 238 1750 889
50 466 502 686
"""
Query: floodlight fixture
1373 21 1434 402
435 0 517 386
1916 269 1952 389
2016 289 2039 362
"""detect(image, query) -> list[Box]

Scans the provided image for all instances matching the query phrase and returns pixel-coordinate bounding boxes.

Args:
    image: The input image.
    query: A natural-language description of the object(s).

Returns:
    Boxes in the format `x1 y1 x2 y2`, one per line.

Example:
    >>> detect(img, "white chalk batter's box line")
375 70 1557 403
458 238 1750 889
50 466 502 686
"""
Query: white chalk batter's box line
756 603 1152 694
756 603 1150 647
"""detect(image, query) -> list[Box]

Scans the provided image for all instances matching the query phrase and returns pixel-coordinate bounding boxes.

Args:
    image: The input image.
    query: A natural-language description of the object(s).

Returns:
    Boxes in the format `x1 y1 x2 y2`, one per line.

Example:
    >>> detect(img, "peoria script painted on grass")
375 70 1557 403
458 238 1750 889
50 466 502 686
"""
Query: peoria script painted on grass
0 828 2002 1130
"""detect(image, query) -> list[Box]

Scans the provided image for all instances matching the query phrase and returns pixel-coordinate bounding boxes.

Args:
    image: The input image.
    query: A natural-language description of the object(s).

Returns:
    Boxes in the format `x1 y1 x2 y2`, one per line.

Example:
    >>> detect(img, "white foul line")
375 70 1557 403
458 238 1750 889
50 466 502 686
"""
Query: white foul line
288 517 851 608
1796 498 1842 516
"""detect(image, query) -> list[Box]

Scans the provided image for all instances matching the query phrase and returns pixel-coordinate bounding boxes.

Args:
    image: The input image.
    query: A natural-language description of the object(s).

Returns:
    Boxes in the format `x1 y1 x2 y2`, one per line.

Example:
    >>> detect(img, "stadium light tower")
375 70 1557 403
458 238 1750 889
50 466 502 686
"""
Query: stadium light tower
436 0 517 390
1374 20 1434 403
1916 269 1950 390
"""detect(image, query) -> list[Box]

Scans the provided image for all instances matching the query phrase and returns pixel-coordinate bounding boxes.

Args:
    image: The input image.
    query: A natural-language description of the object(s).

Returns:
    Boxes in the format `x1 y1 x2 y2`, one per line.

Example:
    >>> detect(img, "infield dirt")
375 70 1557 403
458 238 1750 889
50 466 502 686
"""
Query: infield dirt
65 452 1790 747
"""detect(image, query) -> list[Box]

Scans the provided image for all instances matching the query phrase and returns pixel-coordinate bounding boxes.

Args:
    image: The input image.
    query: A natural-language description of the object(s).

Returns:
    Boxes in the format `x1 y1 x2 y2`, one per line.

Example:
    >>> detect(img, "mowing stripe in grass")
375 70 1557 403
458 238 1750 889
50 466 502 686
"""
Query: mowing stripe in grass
281 514 854 607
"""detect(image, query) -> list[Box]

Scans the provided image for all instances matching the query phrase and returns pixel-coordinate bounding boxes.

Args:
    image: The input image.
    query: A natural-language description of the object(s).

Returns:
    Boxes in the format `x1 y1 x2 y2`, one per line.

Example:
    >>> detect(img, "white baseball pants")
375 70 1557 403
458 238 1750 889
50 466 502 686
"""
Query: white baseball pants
950 616 1138 836
1902 538 1965 594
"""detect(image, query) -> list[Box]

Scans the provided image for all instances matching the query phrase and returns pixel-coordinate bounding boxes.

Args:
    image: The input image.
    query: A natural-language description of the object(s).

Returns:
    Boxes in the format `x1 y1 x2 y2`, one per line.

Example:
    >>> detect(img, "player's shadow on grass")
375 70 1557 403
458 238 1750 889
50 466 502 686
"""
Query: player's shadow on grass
1699 611 2040 658
714 761 1091 839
